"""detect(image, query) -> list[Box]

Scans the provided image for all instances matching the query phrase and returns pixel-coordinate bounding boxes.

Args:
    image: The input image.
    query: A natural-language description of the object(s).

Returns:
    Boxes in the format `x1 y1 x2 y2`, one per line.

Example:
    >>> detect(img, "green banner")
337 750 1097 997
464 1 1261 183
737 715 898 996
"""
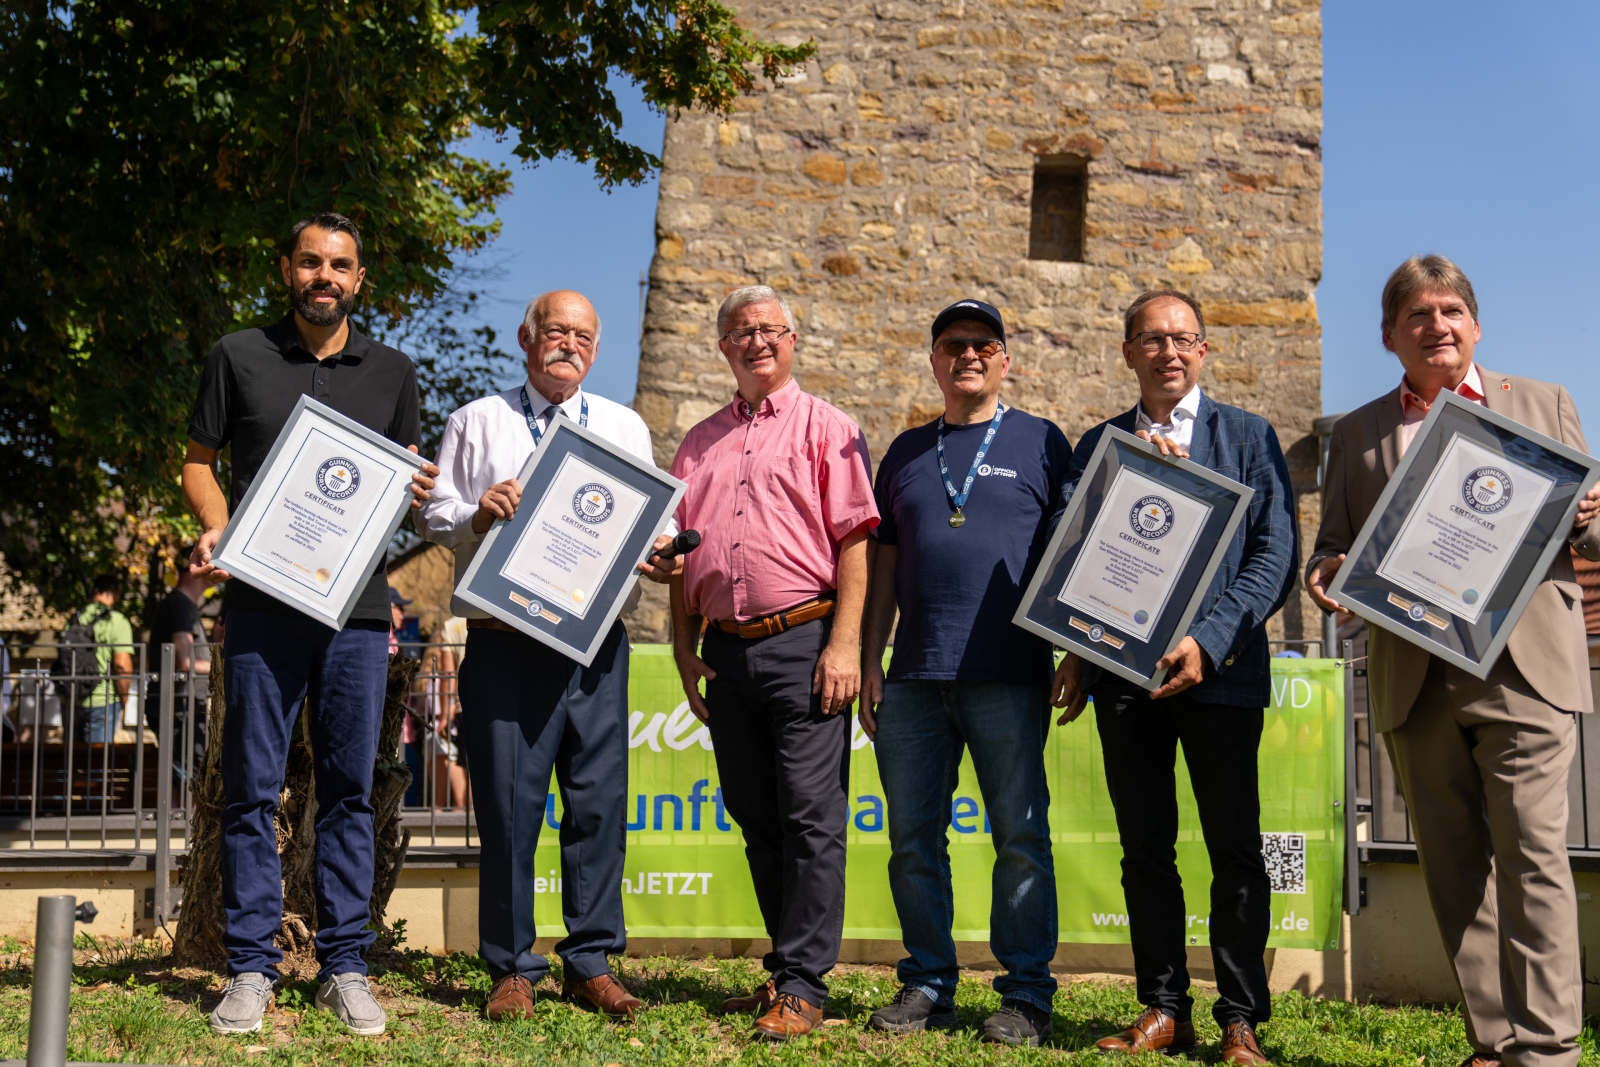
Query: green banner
531 647 1345 951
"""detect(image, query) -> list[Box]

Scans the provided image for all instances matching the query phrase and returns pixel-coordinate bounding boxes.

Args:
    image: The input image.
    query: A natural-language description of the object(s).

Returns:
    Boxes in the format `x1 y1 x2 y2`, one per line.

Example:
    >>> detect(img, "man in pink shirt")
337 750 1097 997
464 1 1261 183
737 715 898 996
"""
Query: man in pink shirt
669 285 878 1040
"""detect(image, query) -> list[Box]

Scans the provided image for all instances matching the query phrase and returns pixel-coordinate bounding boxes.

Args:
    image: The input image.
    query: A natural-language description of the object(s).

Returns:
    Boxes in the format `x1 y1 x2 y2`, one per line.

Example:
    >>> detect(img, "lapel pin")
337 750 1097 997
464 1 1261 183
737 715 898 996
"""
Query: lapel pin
1501 382 1511 391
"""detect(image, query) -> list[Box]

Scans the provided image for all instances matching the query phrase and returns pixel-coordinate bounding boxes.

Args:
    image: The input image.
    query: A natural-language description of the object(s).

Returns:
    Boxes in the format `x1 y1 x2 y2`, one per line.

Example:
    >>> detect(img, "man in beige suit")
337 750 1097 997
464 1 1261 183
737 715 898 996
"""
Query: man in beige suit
1310 255 1600 1067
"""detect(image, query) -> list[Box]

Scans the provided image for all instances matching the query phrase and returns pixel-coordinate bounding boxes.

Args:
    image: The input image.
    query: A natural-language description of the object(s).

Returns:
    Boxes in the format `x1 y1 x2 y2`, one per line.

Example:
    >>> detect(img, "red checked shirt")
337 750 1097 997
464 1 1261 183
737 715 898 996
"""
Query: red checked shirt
671 377 879 622
1398 362 1486 456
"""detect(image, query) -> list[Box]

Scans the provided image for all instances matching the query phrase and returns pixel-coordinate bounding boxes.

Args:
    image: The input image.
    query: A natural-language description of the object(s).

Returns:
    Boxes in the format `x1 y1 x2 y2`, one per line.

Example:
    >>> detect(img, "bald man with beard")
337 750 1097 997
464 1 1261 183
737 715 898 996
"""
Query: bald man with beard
420 290 679 1023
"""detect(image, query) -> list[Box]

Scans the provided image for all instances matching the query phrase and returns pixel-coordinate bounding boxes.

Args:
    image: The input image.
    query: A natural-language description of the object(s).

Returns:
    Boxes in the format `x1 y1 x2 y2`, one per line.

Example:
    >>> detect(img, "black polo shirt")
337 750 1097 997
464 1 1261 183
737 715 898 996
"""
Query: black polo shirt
188 313 421 624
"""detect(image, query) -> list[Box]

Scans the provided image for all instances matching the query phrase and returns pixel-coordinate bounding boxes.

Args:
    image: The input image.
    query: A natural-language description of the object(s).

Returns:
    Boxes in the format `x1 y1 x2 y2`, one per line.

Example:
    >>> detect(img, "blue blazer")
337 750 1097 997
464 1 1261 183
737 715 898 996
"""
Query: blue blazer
1060 394 1300 708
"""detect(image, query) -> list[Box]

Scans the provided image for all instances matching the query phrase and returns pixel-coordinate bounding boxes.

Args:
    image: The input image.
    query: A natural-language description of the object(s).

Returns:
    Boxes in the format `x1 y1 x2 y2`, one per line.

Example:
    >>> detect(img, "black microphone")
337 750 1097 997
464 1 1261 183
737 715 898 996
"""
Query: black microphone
653 529 702 560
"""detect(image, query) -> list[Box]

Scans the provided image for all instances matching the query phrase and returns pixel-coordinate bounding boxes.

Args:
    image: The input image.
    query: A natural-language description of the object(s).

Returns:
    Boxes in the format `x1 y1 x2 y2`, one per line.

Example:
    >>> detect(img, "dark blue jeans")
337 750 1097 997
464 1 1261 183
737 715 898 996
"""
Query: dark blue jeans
874 680 1058 1013
220 609 389 981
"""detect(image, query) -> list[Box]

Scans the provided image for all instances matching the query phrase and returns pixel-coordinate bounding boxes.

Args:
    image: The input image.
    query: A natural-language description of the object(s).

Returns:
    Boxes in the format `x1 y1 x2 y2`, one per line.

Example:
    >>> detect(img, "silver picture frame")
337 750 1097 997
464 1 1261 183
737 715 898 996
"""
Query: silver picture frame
211 394 423 630
1011 426 1254 690
454 418 686 666
1325 390 1600 678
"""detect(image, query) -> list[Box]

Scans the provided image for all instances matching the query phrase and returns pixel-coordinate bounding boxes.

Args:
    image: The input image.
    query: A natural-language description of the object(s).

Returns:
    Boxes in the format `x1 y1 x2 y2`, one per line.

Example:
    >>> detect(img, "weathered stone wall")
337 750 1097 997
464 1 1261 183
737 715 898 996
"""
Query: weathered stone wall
628 0 1323 646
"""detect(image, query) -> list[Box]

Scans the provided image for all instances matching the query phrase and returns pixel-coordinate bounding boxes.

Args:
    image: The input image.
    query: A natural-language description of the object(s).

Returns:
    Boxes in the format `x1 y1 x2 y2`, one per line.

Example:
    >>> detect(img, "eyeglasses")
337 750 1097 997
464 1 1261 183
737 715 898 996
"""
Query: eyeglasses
1133 331 1202 354
721 325 792 347
542 325 595 351
933 337 1005 360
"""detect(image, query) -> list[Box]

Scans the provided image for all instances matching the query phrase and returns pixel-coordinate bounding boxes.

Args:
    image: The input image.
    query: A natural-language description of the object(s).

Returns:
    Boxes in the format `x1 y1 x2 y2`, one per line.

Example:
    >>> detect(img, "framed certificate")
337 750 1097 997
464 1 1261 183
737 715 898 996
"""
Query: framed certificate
1326 391 1600 678
211 395 423 630
1011 426 1254 690
454 419 685 666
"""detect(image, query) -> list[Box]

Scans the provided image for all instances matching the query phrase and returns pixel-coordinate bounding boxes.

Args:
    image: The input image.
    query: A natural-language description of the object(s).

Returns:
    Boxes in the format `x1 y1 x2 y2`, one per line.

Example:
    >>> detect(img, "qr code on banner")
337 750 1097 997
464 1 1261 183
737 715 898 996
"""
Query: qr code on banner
1261 833 1306 894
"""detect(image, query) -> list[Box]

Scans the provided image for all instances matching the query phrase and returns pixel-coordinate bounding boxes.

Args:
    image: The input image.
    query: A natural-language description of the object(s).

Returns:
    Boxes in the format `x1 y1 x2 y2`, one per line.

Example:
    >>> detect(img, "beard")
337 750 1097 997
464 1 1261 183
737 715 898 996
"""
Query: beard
292 281 354 327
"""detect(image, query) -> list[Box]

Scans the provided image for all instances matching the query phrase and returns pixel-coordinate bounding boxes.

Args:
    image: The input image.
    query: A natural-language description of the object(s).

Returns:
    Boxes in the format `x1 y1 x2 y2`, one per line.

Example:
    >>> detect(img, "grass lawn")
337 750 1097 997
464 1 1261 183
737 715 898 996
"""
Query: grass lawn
0 933 1595 1066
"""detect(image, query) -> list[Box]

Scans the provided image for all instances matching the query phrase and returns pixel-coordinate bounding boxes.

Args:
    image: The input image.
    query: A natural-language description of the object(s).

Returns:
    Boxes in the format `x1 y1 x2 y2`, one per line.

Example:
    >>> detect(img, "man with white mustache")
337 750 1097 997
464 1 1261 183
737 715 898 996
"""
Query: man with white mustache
420 290 678 1023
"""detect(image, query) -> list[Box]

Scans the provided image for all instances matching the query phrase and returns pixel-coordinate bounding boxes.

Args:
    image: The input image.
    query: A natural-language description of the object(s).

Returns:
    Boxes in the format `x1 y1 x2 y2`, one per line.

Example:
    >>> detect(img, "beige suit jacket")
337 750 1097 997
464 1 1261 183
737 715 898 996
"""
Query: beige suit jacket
1308 365 1600 731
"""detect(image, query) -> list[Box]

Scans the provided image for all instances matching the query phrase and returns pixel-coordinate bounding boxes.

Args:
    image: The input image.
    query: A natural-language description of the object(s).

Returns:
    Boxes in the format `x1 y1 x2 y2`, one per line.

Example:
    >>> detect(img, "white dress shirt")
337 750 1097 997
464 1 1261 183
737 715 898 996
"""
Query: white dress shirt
419 380 672 618
1135 382 1203 448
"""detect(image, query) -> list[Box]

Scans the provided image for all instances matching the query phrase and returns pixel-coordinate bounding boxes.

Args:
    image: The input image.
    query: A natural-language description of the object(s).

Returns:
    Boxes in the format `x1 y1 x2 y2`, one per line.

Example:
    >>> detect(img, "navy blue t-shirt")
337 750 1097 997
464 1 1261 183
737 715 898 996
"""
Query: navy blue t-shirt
873 408 1074 686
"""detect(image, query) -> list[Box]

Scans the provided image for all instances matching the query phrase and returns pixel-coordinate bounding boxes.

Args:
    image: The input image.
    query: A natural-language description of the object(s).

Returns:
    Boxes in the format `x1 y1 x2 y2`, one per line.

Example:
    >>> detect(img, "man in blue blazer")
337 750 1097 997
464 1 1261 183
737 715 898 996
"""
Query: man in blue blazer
1051 289 1298 1066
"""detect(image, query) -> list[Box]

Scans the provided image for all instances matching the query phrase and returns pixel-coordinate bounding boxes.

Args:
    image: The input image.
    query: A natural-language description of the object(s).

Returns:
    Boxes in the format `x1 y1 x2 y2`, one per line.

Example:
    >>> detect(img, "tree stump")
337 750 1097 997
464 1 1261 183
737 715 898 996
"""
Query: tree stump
173 649 416 971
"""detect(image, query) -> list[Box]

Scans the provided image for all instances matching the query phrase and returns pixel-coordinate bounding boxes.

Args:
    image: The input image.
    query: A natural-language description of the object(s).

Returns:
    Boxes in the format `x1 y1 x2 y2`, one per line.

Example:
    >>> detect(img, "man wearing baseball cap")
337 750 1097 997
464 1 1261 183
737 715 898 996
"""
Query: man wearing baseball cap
860 298 1074 1046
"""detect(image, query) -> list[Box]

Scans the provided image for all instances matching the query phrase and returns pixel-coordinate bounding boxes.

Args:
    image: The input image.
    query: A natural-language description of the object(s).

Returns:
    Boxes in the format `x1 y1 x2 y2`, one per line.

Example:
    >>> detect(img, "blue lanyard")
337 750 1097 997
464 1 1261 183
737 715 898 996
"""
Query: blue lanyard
520 388 588 446
936 403 1004 528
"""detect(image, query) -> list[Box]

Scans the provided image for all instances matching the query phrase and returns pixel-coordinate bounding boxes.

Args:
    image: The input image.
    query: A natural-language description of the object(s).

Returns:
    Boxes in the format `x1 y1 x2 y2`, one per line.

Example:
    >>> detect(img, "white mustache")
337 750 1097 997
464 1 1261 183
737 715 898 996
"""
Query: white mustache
546 349 585 370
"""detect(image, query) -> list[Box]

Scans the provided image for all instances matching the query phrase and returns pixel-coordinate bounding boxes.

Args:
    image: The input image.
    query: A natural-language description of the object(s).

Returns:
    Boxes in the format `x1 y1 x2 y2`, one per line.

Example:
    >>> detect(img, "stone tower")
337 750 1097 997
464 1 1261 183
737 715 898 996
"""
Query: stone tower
629 0 1323 645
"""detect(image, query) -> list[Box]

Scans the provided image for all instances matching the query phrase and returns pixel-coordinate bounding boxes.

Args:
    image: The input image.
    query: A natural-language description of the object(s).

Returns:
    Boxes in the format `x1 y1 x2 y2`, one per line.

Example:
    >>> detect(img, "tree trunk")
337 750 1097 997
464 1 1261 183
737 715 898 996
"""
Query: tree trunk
173 649 416 971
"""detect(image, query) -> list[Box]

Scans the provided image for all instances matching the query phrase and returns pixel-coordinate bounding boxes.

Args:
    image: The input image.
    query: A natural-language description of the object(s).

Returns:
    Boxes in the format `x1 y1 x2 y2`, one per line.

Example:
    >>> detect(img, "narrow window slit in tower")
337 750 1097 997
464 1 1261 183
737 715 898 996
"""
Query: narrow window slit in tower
1028 155 1088 263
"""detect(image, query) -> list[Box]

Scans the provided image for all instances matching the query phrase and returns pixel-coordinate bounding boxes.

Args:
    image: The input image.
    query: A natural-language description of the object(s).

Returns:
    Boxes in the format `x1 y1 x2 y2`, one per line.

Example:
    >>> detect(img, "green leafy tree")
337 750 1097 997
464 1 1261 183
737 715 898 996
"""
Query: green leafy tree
0 0 811 622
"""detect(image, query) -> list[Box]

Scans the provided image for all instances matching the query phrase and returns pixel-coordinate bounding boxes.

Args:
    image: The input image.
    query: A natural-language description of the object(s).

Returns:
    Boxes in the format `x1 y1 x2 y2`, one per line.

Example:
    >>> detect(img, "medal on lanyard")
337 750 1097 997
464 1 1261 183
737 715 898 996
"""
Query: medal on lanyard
937 403 1004 528
520 388 588 446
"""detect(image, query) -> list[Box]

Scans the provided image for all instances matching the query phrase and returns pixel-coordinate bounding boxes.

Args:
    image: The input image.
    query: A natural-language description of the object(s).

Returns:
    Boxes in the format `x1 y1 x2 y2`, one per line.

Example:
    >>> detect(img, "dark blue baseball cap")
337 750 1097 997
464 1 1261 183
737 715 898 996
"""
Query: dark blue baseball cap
930 298 1006 346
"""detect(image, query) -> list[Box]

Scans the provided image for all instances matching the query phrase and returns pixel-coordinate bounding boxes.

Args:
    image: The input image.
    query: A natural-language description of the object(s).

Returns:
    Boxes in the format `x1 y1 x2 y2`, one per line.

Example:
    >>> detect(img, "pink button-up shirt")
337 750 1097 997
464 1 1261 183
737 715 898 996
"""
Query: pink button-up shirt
1398 362 1486 456
671 378 879 621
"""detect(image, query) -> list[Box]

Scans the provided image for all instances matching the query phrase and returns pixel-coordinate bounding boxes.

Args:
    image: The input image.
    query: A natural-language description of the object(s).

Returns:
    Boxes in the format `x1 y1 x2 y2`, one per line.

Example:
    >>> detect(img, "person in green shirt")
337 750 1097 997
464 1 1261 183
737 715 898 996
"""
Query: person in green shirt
73 575 135 743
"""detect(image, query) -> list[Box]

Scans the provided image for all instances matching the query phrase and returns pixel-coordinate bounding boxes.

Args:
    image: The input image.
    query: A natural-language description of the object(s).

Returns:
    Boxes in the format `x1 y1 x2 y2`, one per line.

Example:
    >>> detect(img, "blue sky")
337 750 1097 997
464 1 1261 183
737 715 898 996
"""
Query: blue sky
1322 2 1595 426
458 3 1597 429
453 93 665 406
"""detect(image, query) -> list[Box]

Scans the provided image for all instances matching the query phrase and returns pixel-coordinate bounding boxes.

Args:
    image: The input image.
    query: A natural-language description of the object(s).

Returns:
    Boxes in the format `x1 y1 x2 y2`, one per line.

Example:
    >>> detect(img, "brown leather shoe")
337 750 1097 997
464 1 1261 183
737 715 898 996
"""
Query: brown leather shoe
485 973 535 1021
1457 1056 1501 1067
1220 1021 1269 1066
722 978 777 1014
1095 1007 1197 1054
753 991 823 1040
562 971 641 1019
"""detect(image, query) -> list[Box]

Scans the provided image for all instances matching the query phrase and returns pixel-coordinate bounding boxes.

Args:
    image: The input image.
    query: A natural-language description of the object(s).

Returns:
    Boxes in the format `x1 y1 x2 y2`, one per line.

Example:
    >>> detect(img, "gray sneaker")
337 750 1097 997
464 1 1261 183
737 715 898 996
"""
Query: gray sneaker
315 972 387 1036
210 972 275 1034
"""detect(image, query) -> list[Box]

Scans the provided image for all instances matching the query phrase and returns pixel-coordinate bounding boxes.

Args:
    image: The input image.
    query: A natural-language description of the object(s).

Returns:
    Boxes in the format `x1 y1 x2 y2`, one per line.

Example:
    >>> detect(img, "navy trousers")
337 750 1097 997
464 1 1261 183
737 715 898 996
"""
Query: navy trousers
458 623 629 983
701 617 850 1008
220 609 390 980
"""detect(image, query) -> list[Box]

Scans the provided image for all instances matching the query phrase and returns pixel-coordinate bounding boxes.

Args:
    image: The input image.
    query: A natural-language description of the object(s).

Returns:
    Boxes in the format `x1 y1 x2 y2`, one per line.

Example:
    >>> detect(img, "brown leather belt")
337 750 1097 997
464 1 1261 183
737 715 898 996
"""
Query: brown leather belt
467 617 521 634
713 595 835 640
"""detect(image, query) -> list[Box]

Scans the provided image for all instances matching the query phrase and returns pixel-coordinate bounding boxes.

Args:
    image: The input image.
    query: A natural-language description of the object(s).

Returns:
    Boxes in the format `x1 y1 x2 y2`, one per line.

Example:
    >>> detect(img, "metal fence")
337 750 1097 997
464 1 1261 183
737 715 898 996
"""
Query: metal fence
1340 632 1600 919
0 641 478 910
12 635 1600 923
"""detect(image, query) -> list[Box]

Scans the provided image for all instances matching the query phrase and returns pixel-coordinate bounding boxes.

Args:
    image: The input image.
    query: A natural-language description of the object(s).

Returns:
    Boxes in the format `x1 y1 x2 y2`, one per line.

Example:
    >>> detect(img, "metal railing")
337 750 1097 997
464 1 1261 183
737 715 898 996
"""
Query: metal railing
2 643 190 850
1345 630 1600 903
391 641 474 849
0 642 478 887
46 632 1600 922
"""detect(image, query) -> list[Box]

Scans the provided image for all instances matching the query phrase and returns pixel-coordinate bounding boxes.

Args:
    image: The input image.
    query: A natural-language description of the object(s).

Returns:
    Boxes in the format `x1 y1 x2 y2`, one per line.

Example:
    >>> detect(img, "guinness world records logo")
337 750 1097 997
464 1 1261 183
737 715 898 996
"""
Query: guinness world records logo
1462 466 1512 514
316 458 361 500
573 483 615 524
1129 495 1175 539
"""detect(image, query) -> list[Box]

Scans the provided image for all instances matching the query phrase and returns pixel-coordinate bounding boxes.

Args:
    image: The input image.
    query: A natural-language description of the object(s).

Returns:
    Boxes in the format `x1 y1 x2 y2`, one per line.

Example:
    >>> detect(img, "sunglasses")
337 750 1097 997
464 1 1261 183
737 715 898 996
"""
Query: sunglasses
933 337 1005 359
